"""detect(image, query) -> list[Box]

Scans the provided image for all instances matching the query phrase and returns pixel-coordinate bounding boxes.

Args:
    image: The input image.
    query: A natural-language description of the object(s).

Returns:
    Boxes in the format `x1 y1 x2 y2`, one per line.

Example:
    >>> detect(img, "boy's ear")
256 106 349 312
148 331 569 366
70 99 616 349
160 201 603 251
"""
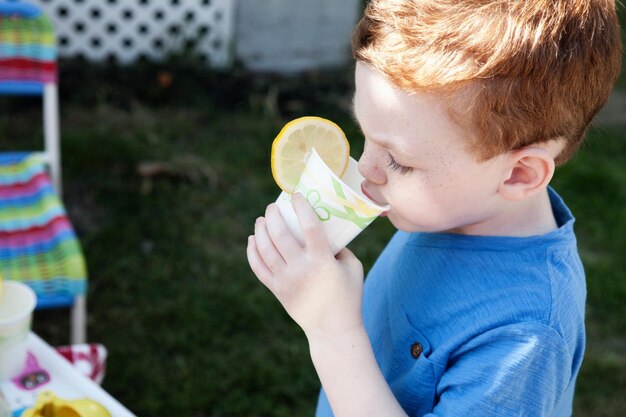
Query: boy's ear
498 147 556 201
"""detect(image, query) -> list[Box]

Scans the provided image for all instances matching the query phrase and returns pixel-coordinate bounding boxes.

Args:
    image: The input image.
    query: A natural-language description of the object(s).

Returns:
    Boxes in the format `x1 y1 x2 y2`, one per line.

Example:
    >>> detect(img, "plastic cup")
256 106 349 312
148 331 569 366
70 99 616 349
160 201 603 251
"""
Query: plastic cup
0 281 36 380
275 148 389 254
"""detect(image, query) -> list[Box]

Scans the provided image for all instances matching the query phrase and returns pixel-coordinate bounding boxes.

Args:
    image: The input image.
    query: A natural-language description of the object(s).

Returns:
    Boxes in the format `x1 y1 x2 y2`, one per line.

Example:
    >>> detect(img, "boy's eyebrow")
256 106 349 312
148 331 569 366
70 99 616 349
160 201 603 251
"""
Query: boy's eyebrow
350 96 411 158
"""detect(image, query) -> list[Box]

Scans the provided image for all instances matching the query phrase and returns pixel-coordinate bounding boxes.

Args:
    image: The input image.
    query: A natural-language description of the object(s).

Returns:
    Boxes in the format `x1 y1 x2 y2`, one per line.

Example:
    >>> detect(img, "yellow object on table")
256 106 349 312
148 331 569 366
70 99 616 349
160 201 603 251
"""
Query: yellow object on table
21 391 111 417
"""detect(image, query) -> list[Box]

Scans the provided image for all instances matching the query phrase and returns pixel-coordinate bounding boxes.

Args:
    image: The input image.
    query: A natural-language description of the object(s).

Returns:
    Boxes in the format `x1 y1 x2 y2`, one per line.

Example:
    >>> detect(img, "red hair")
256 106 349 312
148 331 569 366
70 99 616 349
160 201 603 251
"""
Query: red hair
352 0 622 163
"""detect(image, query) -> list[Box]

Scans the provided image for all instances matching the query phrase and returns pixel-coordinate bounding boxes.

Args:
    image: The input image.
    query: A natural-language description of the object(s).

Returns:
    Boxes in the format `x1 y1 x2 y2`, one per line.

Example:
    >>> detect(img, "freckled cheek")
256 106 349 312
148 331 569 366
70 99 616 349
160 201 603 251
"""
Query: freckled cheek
431 154 469 189
439 172 462 191
416 169 466 207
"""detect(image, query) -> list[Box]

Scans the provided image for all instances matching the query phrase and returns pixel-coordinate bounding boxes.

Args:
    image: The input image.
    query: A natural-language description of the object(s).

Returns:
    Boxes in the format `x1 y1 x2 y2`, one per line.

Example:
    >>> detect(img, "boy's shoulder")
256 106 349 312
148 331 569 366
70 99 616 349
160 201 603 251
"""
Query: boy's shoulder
393 228 584 330
366 187 585 346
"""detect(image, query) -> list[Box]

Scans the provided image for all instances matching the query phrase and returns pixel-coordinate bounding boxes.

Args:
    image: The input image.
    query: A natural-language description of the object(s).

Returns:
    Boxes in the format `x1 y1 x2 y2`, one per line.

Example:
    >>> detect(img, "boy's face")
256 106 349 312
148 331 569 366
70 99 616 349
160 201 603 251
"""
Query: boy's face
354 62 509 235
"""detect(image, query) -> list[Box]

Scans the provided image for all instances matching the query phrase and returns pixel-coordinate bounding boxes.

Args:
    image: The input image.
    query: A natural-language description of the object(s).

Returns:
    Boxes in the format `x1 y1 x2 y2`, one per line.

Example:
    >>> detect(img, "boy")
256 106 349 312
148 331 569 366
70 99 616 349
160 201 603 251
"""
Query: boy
247 0 622 416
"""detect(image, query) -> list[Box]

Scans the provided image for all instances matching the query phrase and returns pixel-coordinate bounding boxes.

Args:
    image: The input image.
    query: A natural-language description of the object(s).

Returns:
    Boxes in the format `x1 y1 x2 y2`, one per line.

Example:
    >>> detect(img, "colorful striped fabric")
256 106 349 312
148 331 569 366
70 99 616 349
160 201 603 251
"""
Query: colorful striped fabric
0 153 87 308
0 2 56 95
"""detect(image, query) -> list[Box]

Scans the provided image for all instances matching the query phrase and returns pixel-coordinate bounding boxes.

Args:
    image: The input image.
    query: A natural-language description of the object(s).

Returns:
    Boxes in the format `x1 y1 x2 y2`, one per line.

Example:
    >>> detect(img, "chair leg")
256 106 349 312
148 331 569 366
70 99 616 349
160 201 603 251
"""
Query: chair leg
71 295 87 344
43 83 62 196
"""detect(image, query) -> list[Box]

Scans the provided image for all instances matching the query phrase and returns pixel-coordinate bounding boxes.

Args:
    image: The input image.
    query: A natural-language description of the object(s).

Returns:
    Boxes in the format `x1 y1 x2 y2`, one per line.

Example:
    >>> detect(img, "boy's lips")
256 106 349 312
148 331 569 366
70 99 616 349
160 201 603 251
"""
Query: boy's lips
360 183 389 217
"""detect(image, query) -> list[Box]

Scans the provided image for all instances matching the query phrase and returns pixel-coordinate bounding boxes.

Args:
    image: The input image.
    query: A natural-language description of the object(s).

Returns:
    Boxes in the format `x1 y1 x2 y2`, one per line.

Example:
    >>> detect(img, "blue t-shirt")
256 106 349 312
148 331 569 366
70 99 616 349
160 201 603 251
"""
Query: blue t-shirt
316 188 586 417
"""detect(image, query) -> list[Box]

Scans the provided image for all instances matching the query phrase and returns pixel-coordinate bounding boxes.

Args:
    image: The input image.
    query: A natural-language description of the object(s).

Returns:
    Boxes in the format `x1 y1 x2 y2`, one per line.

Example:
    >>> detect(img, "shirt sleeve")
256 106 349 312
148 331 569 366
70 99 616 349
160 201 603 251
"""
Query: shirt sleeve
423 322 573 417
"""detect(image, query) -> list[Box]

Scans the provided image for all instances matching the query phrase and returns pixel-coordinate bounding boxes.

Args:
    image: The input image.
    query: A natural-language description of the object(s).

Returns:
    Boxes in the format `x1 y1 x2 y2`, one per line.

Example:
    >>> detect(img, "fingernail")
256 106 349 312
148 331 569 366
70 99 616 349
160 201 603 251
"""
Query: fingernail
292 192 303 200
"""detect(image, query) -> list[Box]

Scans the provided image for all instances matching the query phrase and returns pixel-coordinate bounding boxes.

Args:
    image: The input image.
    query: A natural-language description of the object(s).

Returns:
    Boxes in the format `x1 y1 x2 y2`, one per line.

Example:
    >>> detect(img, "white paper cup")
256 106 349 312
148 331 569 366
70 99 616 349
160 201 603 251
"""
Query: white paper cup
0 281 36 380
0 396 10 417
276 149 390 254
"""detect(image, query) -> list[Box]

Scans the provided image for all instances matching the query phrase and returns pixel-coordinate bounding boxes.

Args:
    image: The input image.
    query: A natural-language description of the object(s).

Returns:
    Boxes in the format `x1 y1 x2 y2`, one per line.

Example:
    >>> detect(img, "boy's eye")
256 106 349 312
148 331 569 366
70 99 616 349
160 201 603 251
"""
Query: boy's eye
388 154 413 175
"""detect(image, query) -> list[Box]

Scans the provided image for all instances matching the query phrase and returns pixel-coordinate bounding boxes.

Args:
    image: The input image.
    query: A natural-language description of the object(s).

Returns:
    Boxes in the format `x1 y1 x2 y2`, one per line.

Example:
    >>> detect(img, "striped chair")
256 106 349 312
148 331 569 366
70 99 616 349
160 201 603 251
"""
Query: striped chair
0 1 87 344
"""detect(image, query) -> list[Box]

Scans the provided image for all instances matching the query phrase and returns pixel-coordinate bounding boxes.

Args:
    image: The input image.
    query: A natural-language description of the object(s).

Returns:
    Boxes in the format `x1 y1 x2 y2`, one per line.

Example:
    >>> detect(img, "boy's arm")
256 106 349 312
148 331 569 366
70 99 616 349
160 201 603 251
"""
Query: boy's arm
307 324 408 417
247 193 407 417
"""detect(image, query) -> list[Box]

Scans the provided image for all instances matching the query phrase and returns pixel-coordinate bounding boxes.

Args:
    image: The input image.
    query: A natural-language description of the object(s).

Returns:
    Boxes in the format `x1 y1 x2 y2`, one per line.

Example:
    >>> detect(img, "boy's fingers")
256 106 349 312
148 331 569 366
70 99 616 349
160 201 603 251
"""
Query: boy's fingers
254 217 286 273
265 203 302 261
246 236 274 289
291 193 331 257
336 248 364 276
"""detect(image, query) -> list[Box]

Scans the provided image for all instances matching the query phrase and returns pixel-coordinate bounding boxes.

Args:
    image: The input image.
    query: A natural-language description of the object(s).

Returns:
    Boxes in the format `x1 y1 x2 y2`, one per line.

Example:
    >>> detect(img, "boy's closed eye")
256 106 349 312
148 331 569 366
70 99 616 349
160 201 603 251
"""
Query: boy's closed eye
387 153 413 175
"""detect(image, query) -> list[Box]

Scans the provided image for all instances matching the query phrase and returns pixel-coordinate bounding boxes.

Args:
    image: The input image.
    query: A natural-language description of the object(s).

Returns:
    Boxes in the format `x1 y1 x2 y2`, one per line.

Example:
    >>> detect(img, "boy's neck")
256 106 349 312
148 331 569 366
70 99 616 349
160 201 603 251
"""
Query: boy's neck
453 188 558 237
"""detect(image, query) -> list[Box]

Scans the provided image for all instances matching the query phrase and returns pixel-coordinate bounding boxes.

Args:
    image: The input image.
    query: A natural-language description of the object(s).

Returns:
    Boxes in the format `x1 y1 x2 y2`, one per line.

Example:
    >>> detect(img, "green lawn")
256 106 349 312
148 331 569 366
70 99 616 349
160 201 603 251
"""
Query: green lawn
1 60 624 416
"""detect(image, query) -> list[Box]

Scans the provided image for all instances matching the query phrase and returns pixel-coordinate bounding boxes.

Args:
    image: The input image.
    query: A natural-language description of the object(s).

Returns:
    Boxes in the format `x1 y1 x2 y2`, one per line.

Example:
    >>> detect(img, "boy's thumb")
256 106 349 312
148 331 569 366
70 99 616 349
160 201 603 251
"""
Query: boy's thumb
336 248 364 275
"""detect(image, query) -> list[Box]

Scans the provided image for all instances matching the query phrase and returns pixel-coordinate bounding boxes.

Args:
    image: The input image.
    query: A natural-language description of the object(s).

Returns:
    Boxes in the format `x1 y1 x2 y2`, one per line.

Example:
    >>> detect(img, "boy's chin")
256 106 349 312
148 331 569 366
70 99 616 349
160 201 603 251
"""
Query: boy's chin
386 214 422 233
388 215 454 234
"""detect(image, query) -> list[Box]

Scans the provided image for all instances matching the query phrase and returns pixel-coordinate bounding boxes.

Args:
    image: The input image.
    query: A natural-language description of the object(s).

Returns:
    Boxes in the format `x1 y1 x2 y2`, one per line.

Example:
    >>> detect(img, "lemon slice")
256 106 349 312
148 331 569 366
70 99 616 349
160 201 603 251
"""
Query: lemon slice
271 116 350 193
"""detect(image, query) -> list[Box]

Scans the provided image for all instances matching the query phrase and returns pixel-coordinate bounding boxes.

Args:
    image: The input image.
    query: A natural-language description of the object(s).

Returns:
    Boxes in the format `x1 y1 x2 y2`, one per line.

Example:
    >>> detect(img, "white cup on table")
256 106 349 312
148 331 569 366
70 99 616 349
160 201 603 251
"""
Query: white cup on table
0 281 36 380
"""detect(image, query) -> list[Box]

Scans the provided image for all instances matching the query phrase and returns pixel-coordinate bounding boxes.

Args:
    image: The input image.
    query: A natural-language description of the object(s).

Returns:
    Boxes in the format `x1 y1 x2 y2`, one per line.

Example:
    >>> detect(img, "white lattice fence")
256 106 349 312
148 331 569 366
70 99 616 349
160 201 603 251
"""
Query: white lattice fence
31 0 235 66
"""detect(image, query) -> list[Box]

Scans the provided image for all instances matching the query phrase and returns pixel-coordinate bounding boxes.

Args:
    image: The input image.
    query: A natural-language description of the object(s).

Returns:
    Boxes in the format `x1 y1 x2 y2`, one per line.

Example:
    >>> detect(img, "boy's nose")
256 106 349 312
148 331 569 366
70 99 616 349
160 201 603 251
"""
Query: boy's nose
358 147 387 185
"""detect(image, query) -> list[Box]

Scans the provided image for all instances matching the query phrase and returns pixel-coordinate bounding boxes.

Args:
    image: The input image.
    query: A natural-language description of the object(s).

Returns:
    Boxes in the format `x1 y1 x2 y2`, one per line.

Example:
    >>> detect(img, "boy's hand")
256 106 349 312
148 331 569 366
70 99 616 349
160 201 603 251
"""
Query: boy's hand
247 193 365 341
248 194 407 417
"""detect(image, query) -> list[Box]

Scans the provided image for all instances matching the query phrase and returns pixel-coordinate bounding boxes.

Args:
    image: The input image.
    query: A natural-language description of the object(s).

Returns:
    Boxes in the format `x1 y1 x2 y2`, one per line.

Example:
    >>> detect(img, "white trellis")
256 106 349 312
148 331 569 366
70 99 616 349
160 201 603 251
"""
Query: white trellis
31 0 235 66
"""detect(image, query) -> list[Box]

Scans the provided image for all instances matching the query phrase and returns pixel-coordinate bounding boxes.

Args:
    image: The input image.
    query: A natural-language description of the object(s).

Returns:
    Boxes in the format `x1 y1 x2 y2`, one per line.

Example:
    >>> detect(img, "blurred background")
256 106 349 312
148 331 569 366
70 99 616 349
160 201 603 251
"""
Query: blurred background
0 0 624 415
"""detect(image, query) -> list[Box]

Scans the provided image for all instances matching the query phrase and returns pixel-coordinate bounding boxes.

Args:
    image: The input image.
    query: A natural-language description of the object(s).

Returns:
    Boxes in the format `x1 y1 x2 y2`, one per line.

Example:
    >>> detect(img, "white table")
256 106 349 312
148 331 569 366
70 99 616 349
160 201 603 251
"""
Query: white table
0 333 136 417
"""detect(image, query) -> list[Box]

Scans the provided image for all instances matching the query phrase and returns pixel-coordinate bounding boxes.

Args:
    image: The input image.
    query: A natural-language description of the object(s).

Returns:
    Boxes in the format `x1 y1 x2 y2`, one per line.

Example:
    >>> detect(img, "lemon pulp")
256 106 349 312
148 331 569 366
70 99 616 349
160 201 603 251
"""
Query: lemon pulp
271 116 350 193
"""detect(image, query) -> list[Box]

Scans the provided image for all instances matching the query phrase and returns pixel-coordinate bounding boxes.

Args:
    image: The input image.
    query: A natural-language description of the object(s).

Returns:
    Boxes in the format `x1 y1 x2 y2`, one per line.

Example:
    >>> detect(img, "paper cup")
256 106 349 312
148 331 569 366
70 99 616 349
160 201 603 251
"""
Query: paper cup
0 281 36 380
0 396 10 417
276 148 389 254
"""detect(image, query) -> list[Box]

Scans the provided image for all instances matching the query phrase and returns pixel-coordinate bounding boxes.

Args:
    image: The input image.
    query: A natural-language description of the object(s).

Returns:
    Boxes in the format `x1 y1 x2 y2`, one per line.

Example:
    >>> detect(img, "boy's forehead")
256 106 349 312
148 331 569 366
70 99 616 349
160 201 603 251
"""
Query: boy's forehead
354 63 450 122
354 63 405 113
353 62 471 157
353 63 445 130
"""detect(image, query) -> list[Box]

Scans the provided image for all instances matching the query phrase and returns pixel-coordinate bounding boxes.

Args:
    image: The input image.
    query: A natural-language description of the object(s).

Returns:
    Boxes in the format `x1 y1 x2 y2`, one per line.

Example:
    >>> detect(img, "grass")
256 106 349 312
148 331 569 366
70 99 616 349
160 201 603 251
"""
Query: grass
0 59 624 416
558 126 626 417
